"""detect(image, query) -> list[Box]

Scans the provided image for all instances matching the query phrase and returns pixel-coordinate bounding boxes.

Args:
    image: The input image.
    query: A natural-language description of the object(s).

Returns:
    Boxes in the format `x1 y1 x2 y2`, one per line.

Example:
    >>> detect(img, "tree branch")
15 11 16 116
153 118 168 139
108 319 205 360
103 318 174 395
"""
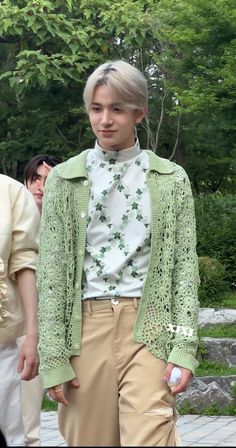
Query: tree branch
142 114 155 151
154 85 167 153
169 112 181 161
56 126 75 146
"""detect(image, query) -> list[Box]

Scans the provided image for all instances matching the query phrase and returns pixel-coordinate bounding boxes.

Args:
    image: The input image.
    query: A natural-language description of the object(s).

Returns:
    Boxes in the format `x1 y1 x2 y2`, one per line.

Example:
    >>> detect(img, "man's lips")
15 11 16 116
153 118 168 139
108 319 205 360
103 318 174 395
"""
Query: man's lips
34 193 43 198
99 130 116 135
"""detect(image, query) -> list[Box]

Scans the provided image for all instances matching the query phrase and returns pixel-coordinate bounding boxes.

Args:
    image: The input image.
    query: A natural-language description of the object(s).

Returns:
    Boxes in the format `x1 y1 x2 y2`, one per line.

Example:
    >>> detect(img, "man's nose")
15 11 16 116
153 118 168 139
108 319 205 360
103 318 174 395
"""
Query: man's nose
101 110 113 125
36 179 44 190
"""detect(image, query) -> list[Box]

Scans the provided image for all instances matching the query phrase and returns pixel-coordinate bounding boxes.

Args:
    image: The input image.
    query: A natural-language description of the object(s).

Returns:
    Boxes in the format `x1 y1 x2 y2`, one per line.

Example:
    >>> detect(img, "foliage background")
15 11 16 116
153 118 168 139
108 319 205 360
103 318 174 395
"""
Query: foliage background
0 0 235 188
0 0 235 301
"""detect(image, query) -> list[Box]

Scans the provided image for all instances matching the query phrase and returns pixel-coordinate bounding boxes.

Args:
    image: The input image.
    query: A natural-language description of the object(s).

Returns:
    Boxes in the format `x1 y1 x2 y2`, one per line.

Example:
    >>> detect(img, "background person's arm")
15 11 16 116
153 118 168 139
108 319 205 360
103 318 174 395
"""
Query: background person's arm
16 268 39 380
8 182 40 380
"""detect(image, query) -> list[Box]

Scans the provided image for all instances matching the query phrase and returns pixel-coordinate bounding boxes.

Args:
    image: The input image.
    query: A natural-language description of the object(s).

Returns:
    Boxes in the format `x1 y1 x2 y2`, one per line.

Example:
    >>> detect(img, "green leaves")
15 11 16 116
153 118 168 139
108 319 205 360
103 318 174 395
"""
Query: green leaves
0 1 97 90
0 0 235 196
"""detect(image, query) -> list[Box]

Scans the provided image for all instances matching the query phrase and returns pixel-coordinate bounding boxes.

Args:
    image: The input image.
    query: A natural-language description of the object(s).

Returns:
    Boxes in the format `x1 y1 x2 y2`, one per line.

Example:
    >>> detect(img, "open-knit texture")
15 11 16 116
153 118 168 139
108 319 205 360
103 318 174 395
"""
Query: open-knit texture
37 149 200 388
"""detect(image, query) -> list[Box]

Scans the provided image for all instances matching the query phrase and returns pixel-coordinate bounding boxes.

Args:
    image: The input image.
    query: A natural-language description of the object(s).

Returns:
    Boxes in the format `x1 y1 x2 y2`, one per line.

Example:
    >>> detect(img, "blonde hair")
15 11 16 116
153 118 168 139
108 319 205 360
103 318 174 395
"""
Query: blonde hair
83 60 148 112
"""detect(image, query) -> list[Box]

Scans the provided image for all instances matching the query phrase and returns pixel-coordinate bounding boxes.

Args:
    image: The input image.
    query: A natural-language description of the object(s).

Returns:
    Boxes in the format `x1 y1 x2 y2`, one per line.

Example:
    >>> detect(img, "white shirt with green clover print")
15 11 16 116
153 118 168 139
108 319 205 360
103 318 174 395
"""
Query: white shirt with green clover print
81 140 151 299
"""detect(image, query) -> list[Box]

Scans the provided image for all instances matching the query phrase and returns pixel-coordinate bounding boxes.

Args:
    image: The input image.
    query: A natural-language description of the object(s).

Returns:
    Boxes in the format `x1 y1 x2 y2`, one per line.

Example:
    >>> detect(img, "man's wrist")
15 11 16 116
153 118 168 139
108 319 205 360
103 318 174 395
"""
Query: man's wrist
25 332 39 342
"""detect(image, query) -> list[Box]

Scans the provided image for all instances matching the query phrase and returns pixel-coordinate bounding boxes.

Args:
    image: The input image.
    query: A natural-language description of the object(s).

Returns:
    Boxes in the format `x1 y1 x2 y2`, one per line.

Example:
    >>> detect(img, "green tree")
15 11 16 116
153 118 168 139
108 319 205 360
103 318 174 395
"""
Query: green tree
151 0 236 193
0 0 235 194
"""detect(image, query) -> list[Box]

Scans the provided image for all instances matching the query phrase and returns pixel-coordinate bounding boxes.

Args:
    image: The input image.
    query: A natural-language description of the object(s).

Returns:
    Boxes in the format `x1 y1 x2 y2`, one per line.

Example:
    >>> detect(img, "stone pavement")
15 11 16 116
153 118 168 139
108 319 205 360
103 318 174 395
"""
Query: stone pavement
41 411 236 446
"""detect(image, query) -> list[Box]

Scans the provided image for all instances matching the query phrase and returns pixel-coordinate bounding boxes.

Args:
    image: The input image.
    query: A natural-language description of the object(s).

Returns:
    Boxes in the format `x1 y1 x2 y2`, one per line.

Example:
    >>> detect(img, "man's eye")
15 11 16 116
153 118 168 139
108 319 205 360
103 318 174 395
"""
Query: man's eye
91 106 100 112
114 106 126 112
32 175 41 182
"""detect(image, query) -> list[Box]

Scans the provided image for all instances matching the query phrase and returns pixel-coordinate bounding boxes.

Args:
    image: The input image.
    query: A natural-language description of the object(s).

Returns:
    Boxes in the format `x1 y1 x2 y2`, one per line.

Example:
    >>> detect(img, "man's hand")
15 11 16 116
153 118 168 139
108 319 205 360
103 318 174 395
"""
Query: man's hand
48 378 80 406
42 161 53 173
17 334 39 380
163 362 193 395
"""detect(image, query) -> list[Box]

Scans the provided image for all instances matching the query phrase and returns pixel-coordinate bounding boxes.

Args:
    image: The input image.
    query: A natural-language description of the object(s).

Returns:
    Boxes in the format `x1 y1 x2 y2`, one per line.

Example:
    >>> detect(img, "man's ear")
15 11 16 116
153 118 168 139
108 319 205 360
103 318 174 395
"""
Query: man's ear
134 107 146 125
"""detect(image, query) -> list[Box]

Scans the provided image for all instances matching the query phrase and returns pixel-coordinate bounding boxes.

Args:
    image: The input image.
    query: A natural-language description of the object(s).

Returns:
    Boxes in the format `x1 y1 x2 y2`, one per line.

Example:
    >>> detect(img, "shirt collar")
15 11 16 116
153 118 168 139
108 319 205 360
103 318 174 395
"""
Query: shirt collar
57 147 174 180
93 139 141 163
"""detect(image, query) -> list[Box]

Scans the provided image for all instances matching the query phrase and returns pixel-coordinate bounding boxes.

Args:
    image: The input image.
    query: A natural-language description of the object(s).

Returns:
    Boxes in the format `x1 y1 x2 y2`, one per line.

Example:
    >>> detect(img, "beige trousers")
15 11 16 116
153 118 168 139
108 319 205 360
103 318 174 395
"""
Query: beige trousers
0 342 25 446
58 298 181 447
17 336 45 446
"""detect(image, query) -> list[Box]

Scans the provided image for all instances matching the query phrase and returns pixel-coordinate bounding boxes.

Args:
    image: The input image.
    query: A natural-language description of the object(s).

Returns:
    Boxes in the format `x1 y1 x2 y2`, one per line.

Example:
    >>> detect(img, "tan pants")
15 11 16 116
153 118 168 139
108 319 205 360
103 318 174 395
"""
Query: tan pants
58 298 181 446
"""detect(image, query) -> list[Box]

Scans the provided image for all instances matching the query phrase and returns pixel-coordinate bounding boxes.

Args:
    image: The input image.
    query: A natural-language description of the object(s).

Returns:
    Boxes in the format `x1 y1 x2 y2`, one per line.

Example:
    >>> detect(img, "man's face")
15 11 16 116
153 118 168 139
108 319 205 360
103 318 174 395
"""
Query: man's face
26 164 51 212
88 84 144 151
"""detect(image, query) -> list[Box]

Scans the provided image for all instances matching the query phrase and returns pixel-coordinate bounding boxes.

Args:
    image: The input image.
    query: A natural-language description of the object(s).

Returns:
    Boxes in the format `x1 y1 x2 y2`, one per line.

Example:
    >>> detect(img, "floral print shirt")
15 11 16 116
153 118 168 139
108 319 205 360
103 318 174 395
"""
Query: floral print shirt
82 140 151 299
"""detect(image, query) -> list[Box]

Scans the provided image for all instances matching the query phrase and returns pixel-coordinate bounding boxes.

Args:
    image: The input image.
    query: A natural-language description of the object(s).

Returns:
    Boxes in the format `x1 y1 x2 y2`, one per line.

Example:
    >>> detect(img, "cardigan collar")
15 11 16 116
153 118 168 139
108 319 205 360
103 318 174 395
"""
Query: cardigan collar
57 147 174 180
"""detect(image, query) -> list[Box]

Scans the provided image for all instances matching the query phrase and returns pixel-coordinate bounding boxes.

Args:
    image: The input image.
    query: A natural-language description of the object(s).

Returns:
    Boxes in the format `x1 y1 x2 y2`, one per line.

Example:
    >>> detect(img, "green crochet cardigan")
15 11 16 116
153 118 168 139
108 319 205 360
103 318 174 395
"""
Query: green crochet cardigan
37 149 200 388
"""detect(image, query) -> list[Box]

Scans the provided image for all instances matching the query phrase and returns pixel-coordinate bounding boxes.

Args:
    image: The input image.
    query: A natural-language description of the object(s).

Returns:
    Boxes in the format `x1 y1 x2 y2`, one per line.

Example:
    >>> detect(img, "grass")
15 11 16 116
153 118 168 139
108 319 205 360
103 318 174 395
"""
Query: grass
177 402 236 416
220 292 236 309
199 323 236 338
196 359 236 377
42 395 58 412
202 291 236 309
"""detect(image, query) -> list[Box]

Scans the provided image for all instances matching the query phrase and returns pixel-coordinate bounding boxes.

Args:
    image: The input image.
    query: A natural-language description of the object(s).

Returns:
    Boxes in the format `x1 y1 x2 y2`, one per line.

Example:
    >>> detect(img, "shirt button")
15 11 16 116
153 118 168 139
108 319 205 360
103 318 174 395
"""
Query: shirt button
73 344 79 349
111 299 119 306
74 314 80 320
78 250 83 256
83 180 88 187
80 212 86 218
75 283 79 289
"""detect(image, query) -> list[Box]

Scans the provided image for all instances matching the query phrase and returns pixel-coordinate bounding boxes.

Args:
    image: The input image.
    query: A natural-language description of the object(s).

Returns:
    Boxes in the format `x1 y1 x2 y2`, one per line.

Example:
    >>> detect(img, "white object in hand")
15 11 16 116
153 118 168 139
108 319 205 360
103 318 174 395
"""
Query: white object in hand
168 367 182 387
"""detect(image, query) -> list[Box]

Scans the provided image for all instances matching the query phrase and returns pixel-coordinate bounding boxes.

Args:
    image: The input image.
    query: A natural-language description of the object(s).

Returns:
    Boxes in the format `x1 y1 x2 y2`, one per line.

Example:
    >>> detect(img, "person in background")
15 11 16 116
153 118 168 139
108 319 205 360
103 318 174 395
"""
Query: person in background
23 154 62 215
0 174 40 446
37 60 200 446
17 154 61 446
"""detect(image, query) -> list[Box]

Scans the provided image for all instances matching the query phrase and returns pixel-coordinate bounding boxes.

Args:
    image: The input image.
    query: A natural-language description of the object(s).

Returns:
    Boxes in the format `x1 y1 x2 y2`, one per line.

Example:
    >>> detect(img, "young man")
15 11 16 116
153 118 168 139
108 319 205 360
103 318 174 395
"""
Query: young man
0 174 40 446
17 154 61 447
23 154 61 214
37 60 200 446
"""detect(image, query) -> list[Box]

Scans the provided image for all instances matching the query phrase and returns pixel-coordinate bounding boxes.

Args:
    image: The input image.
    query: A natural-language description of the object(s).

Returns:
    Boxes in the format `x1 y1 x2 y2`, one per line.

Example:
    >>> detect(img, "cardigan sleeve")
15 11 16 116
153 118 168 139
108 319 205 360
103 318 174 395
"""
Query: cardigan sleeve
168 165 200 374
37 169 75 388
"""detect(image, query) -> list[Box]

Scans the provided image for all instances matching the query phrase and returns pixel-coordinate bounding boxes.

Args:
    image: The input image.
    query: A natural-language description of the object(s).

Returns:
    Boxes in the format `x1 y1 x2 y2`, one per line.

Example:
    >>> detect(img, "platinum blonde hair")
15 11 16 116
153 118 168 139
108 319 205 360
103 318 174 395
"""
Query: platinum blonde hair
83 60 148 112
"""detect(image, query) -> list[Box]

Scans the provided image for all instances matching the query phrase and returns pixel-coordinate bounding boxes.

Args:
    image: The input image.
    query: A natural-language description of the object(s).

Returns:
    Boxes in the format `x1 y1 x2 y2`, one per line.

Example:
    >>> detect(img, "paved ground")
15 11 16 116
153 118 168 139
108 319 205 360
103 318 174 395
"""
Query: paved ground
41 411 236 446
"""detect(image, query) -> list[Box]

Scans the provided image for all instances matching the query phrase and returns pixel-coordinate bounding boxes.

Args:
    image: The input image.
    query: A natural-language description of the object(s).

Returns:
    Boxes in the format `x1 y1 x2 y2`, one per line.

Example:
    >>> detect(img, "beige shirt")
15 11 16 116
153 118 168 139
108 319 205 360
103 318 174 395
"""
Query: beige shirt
0 174 40 344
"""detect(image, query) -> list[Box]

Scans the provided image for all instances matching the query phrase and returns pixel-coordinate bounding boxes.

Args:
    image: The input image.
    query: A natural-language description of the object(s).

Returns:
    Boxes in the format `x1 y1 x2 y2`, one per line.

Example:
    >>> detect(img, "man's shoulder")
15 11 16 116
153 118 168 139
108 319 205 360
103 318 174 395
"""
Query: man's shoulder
51 150 90 180
145 150 188 179
0 174 31 200
0 174 23 189
0 174 39 219
145 150 174 174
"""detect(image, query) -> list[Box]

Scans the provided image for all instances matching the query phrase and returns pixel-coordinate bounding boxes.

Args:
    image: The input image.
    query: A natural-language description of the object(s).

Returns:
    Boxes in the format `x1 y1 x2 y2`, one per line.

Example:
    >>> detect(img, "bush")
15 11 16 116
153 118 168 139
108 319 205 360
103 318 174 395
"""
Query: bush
195 194 236 289
198 256 229 306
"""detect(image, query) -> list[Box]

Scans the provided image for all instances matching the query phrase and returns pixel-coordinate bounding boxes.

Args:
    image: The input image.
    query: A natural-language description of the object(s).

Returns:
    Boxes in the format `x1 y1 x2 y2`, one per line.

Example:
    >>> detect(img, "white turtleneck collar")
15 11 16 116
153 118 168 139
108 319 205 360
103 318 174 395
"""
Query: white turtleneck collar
93 139 141 163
